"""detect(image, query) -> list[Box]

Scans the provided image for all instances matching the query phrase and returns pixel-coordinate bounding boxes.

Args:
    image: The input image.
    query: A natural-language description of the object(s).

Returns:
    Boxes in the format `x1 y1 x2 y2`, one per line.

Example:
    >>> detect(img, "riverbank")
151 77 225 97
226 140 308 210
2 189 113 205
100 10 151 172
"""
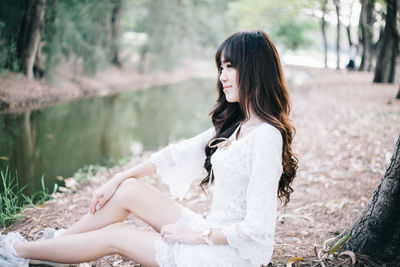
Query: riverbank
0 61 215 113
3 66 400 266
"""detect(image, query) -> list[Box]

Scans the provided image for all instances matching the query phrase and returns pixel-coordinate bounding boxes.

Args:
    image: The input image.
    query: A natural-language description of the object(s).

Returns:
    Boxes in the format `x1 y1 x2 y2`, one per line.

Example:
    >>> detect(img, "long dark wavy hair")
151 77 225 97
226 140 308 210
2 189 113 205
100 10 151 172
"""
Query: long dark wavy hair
199 30 298 205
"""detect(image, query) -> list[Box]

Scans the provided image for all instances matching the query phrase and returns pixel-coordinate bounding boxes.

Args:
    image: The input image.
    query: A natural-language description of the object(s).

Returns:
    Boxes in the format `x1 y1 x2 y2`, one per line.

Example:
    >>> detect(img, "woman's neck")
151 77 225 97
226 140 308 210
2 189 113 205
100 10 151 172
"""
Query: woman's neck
242 109 263 126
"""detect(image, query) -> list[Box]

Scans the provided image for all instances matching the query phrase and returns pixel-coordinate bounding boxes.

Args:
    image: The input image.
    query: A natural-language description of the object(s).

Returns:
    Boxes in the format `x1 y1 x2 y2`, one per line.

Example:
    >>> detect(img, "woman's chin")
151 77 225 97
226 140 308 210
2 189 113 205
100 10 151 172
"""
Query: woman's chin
225 97 238 103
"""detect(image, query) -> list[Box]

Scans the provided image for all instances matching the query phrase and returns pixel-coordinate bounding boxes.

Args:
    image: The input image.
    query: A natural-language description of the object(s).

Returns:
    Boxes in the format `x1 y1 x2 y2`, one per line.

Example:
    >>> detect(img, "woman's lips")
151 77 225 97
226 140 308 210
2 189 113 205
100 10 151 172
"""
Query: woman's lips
223 86 231 92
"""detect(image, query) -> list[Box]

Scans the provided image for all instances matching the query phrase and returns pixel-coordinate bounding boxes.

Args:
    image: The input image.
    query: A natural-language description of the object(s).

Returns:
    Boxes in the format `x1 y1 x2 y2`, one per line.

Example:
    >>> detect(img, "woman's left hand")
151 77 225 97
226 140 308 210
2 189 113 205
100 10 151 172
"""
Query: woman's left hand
160 224 203 245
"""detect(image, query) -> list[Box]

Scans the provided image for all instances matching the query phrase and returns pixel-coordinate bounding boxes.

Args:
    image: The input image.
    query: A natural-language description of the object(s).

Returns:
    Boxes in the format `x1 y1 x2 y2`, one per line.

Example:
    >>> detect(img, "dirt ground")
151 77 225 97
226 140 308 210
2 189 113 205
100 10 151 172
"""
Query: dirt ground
4 66 400 266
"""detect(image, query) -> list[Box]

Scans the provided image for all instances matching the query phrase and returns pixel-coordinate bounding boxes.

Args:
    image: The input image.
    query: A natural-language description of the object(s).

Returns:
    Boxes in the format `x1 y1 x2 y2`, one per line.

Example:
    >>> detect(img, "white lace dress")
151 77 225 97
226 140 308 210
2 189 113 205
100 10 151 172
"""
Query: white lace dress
150 122 283 267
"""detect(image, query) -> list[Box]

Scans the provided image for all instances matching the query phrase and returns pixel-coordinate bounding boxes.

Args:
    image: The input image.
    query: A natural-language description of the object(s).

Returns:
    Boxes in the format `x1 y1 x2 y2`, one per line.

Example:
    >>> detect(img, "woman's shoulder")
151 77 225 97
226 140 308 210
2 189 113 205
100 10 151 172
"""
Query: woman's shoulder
251 122 282 140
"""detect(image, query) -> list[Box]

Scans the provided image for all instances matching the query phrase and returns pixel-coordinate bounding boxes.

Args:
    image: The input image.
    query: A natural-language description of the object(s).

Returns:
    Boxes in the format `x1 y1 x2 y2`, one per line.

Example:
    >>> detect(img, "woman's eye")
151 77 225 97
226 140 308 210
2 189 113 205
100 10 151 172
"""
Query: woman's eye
226 64 232 68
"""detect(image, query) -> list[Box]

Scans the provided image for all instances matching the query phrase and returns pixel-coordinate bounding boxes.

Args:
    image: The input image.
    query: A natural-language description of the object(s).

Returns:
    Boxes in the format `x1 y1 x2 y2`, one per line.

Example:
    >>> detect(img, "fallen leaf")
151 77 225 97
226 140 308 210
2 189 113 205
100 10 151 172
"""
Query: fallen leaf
286 257 304 267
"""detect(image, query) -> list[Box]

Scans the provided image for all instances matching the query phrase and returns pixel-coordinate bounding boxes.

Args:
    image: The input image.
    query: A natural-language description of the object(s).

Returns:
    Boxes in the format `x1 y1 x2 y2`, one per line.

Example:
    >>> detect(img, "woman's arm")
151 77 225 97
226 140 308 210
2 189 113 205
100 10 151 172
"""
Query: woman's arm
108 159 156 188
199 228 228 245
160 225 228 245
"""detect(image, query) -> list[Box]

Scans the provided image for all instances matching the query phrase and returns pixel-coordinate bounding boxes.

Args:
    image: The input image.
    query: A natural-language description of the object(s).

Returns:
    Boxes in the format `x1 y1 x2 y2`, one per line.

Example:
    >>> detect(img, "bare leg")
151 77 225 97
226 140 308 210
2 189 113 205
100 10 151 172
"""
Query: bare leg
62 178 183 236
15 223 160 267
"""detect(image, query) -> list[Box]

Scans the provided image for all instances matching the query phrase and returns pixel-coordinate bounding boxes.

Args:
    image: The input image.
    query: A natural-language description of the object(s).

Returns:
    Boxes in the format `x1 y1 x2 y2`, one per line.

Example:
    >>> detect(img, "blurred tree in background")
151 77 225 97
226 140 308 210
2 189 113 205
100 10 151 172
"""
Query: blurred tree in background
129 0 234 71
228 0 316 51
0 0 124 80
42 0 114 79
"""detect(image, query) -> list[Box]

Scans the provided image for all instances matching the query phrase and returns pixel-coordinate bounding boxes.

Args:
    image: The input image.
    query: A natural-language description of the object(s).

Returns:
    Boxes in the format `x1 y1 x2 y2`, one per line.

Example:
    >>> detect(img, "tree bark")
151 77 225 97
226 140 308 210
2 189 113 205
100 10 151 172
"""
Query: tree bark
18 0 46 79
359 0 375 71
373 0 399 83
321 0 328 68
110 0 122 66
334 0 341 69
338 136 400 263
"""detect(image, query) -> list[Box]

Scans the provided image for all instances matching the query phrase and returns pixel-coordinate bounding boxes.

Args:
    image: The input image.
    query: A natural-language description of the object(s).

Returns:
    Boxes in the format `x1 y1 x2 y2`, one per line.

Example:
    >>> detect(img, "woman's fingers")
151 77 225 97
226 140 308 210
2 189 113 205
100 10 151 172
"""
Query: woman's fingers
90 193 102 214
96 194 108 210
160 224 180 237
89 197 96 214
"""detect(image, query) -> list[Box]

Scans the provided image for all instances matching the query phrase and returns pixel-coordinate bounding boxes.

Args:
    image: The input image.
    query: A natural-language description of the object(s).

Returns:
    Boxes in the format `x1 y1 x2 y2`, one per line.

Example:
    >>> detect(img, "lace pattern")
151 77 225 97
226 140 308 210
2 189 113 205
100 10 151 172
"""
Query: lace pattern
151 123 283 266
150 127 216 200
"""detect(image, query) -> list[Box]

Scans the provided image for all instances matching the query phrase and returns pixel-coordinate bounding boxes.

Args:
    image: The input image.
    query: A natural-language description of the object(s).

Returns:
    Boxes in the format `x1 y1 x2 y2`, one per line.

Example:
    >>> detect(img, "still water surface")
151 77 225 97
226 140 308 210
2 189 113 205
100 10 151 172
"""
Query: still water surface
0 78 216 194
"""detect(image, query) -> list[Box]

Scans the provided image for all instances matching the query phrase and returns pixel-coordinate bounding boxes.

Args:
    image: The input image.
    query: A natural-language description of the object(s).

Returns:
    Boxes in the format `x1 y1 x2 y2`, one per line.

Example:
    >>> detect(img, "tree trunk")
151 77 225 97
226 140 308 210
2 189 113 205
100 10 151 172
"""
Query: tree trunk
334 0 341 69
345 0 355 47
397 57 400 98
373 0 399 83
338 136 400 263
110 0 122 66
321 0 328 68
18 0 46 79
359 0 375 71
346 26 352 46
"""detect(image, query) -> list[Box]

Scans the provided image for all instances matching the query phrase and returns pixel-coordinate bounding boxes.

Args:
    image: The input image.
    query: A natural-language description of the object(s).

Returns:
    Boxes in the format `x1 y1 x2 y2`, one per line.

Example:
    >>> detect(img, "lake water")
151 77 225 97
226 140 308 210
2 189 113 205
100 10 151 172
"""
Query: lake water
0 78 216 194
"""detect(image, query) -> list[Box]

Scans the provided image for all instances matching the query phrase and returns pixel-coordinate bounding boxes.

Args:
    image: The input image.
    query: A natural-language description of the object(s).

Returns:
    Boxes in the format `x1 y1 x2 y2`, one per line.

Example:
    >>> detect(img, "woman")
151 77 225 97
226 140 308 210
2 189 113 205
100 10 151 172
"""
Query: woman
0 30 297 267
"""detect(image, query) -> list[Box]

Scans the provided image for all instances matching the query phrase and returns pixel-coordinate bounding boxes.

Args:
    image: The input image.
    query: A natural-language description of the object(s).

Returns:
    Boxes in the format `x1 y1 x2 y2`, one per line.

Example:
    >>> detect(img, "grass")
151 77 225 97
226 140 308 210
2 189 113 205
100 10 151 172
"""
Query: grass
0 168 58 229
0 167 31 228
30 176 58 205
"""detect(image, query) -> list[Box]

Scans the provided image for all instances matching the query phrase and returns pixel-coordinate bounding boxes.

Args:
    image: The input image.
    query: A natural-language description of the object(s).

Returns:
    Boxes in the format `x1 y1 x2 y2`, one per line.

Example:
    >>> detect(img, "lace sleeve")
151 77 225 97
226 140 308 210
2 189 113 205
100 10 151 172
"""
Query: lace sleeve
222 126 283 266
150 127 216 201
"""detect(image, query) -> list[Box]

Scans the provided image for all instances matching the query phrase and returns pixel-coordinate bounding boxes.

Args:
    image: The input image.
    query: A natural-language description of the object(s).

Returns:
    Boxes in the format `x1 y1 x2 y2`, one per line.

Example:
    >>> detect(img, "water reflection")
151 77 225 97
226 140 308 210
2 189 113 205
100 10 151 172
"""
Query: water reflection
0 78 216 194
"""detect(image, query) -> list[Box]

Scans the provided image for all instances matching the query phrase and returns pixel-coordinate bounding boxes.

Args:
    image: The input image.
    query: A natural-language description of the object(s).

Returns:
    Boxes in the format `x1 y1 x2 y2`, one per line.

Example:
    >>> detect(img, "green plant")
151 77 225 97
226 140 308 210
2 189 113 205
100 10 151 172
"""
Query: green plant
0 168 30 228
74 157 130 184
102 156 131 168
30 176 58 204
73 164 106 184
0 168 60 228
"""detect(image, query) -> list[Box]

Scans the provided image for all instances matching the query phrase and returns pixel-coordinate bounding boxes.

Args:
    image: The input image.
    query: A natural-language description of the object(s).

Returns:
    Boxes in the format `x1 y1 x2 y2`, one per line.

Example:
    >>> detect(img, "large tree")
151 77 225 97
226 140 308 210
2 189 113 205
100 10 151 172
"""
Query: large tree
18 0 46 79
345 0 356 47
335 136 400 263
373 0 399 83
359 0 375 71
109 0 122 66
321 0 329 68
334 0 341 69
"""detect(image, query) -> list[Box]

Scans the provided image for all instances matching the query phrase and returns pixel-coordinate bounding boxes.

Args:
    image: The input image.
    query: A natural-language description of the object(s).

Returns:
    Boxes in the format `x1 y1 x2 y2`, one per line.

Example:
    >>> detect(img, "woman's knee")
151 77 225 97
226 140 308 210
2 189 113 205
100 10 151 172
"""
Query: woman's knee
113 178 142 203
100 222 129 253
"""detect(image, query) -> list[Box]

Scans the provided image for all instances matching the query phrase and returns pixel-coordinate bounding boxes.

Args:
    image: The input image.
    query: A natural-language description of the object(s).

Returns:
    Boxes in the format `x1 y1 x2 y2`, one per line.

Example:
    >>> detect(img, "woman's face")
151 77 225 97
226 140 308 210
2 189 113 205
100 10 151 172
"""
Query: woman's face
219 55 239 103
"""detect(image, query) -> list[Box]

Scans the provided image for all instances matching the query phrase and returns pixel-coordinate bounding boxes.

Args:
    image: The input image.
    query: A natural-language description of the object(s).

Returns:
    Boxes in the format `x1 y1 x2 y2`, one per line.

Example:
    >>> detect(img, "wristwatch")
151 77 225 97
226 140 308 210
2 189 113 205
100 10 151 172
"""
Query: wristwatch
201 228 214 246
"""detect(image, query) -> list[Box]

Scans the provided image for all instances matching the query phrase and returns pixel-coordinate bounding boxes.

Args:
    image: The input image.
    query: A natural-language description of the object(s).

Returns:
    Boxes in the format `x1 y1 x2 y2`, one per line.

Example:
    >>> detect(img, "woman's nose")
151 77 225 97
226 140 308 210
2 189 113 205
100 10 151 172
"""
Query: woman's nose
219 70 227 82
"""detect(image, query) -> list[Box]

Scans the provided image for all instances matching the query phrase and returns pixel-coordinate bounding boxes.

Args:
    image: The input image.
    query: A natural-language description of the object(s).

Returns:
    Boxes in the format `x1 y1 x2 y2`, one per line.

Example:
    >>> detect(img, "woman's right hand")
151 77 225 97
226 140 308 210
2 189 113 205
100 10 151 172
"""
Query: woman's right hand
89 181 118 214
